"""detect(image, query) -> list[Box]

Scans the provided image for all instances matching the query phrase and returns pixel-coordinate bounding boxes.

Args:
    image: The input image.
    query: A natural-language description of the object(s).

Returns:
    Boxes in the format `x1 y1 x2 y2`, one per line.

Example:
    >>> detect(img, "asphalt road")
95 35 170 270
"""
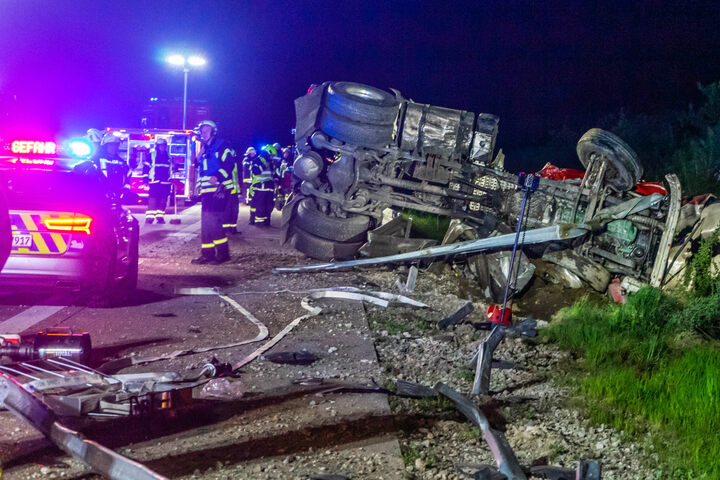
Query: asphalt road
0 202 404 479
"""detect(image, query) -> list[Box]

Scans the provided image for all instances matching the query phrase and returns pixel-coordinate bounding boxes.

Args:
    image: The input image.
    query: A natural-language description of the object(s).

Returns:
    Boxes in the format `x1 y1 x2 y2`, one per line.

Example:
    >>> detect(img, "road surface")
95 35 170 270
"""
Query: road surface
0 202 404 479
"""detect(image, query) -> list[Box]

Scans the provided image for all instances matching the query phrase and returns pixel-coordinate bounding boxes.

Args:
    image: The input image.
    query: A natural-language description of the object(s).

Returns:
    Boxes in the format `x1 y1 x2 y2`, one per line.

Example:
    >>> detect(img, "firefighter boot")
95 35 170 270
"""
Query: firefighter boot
212 242 231 265
191 246 215 265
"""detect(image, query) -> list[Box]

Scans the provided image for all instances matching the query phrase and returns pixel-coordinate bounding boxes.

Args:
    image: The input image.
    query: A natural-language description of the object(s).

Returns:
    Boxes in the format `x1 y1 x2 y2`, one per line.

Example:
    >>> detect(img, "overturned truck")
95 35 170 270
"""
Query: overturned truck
282 81 681 291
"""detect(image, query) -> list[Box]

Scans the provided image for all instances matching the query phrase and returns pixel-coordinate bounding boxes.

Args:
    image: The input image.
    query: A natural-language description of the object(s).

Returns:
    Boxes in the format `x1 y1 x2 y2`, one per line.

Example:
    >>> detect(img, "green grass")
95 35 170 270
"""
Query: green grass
401 442 421 466
544 287 720 478
454 366 475 383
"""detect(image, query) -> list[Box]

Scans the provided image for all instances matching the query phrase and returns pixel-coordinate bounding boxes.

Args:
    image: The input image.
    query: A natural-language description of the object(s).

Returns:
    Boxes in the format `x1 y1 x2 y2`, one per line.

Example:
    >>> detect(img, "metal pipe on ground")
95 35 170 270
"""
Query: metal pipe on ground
0 373 169 480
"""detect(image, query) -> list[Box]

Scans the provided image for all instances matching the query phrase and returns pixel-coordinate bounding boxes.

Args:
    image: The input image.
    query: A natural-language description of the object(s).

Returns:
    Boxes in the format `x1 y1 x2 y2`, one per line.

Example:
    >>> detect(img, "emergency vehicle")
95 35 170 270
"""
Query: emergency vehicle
103 128 199 203
0 137 139 306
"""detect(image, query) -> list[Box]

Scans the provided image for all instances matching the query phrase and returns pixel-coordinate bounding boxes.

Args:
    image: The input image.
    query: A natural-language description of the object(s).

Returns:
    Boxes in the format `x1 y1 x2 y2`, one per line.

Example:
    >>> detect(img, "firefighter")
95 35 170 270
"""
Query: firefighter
95 134 130 201
85 128 103 154
191 120 235 265
272 143 282 165
222 144 241 235
249 149 275 227
143 138 173 224
241 147 256 205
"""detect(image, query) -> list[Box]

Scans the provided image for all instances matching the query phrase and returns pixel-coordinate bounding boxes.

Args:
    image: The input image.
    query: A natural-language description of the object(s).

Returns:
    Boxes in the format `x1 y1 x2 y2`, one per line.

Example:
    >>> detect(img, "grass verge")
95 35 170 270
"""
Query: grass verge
543 288 720 479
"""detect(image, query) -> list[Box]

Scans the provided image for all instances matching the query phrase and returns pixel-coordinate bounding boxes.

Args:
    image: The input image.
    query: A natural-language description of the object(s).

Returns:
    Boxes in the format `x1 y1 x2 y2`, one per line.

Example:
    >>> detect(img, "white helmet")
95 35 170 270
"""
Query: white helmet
86 128 103 144
197 120 217 135
156 138 168 145
101 133 120 145
245 147 256 155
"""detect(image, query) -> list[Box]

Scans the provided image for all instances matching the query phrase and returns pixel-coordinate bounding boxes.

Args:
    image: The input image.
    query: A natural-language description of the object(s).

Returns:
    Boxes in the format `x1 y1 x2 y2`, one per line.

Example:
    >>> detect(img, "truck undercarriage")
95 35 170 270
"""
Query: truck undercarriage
282 81 681 292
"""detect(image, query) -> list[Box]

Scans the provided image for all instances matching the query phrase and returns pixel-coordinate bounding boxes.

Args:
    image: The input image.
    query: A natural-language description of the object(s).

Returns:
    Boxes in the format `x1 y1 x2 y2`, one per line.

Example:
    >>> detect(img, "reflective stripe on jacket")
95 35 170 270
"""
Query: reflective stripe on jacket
144 149 172 183
250 155 274 191
198 138 235 194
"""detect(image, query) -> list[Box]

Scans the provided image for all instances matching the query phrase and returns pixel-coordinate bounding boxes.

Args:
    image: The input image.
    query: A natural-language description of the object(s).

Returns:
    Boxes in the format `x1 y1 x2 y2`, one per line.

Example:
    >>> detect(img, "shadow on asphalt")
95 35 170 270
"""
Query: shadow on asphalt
4 385 447 475
2 383 518 475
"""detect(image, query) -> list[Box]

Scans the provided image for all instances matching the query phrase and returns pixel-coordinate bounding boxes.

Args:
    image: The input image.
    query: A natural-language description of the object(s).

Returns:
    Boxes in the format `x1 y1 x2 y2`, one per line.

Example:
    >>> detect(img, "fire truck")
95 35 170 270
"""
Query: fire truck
103 128 199 203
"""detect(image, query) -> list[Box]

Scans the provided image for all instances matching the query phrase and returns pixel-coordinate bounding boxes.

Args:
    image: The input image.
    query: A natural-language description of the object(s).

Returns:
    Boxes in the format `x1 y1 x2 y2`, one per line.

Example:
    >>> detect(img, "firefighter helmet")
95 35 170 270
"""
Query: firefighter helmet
197 120 218 135
272 142 281 151
101 133 121 145
245 147 256 155
86 128 103 144
264 145 277 156
156 138 168 145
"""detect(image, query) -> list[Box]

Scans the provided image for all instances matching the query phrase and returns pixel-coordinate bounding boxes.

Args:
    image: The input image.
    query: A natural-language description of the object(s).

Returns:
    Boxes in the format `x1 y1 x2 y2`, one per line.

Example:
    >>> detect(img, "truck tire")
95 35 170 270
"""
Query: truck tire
325 82 400 125
293 198 373 243
288 226 364 261
577 128 642 192
320 109 394 148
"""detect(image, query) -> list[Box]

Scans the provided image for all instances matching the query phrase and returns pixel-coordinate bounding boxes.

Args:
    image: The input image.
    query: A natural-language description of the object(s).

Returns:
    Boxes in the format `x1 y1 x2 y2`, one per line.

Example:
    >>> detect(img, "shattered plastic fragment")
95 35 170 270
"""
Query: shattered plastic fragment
198 378 245 400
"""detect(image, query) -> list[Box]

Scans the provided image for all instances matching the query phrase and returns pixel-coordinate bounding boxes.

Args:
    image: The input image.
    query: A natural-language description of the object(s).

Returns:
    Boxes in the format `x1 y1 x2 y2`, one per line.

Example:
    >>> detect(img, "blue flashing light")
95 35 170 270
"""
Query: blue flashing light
67 139 93 158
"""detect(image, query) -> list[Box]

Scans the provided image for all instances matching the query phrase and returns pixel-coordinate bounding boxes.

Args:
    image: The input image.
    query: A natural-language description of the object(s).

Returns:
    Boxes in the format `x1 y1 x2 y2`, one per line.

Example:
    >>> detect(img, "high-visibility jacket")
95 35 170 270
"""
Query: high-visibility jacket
241 155 254 185
198 138 235 195
249 155 274 192
95 152 130 194
143 148 172 184
230 155 240 194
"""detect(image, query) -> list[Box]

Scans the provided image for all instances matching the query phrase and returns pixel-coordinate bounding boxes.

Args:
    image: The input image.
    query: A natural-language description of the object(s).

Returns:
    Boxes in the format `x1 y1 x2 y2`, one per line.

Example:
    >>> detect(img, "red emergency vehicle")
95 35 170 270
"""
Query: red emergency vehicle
103 128 199 203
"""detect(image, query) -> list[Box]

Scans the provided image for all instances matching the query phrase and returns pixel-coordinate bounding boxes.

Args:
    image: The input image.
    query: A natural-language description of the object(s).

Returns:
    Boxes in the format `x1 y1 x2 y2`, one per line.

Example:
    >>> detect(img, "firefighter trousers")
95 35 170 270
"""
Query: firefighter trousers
200 193 230 260
249 188 273 225
223 193 239 233
146 183 171 221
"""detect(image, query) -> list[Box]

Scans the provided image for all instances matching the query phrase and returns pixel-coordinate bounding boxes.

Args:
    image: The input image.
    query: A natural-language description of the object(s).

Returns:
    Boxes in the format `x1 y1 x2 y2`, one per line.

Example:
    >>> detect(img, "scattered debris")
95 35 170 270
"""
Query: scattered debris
406 265 418 292
531 461 602 480
359 216 437 258
0 372 170 480
99 292 269 372
198 377 245 400
468 318 537 394
438 301 475 329
436 382 527 480
471 325 507 395
231 289 425 372
397 264 419 293
394 379 439 398
608 278 626 304
0 357 216 417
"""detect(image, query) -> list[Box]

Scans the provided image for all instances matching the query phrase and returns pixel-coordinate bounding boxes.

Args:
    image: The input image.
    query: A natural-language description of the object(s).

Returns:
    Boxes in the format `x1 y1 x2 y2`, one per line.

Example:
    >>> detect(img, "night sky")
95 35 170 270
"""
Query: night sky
1 1 720 170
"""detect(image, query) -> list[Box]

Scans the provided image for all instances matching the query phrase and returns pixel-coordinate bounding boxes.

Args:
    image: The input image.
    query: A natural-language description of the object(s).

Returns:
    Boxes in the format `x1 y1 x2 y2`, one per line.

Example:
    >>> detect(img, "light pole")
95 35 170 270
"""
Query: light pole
166 54 207 130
